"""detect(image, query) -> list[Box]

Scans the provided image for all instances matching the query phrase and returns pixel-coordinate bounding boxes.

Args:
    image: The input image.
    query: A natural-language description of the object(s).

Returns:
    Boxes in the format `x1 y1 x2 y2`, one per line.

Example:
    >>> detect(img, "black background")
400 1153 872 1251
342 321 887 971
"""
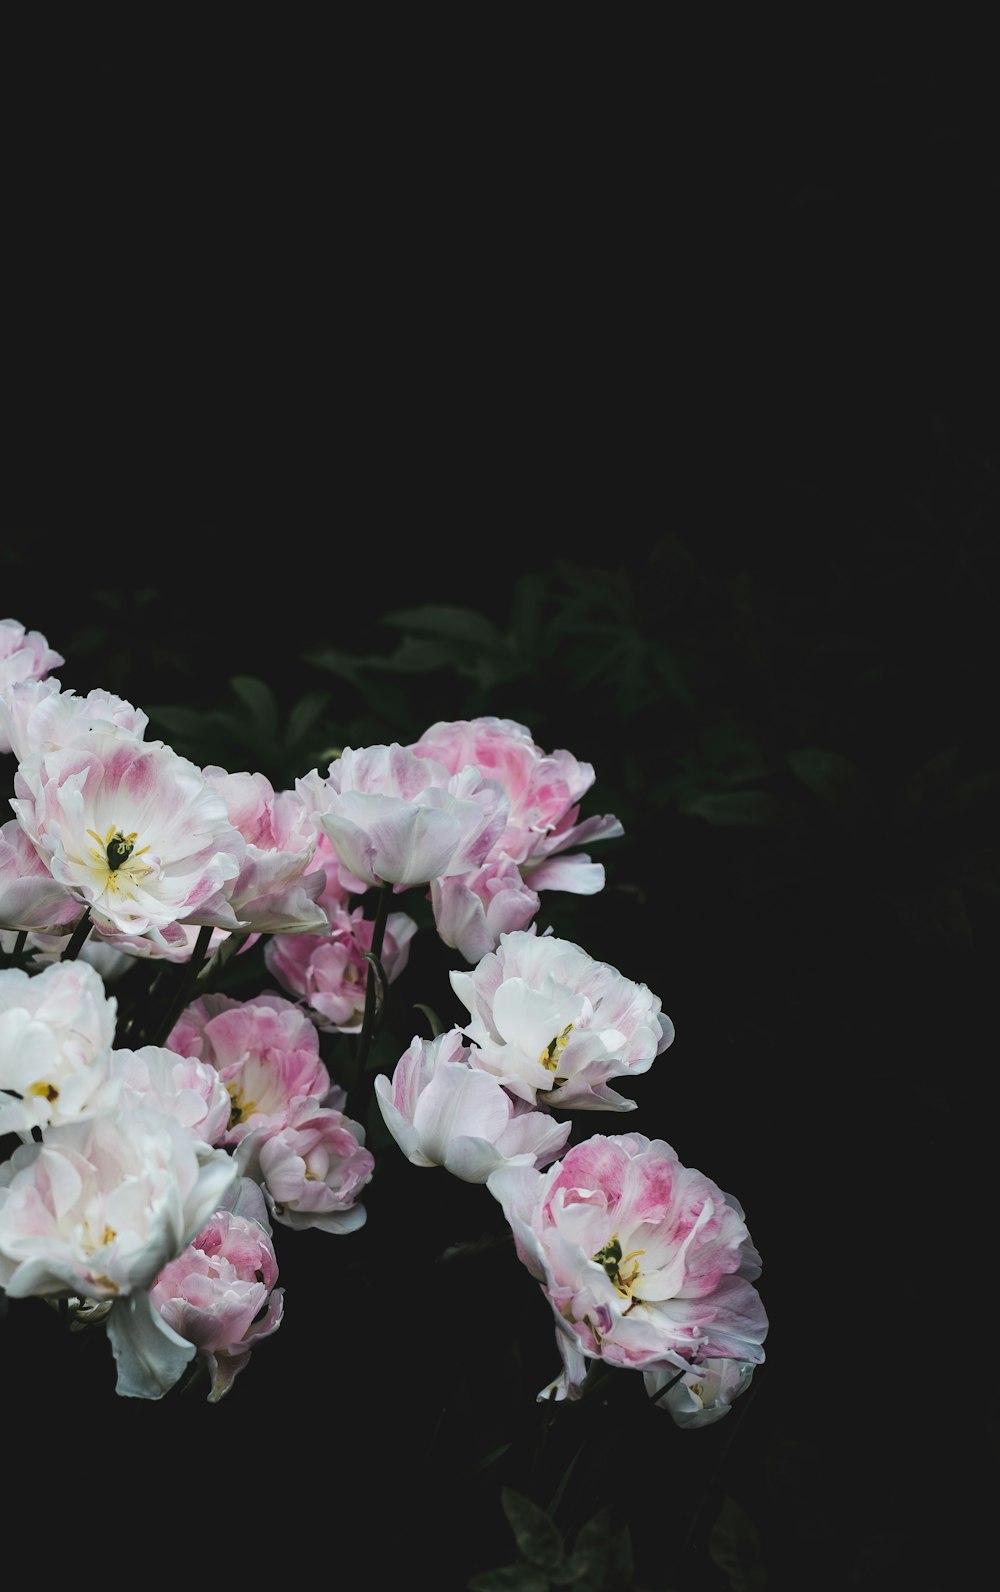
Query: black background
3 38 997 1592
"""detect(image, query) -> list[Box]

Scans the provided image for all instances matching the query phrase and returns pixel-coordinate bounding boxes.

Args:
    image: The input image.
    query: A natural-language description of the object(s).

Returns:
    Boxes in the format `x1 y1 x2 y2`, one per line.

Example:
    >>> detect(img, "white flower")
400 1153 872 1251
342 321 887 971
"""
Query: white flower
0 959 118 1136
450 928 674 1110
10 729 247 945
374 1027 571 1183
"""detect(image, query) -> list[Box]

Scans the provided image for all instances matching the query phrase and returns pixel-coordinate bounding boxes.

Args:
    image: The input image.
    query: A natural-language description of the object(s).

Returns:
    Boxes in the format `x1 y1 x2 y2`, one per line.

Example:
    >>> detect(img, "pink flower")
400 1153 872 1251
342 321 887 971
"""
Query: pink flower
10 729 247 945
201 767 330 935
110 1044 233 1146
148 1178 284 1402
450 928 674 1110
411 716 623 894
298 743 509 889
167 991 332 1145
0 620 64 754
0 678 147 765
234 1095 374 1233
374 1026 571 1183
0 818 80 935
429 853 541 964
487 1133 768 1402
263 901 417 1032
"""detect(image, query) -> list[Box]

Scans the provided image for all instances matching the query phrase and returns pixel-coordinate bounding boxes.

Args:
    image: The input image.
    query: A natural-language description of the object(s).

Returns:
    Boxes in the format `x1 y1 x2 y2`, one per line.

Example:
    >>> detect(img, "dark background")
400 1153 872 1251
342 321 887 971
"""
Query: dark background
3 42 997 1592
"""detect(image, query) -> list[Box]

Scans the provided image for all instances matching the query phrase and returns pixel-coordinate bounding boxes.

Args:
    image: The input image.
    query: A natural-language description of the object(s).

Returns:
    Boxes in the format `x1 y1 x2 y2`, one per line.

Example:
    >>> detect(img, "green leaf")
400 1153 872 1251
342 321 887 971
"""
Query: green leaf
230 676 279 739
363 635 462 673
786 747 864 806
413 1002 444 1037
708 1494 766 1592
466 1567 551 1592
284 689 331 748
383 603 505 649
682 791 786 827
502 1488 565 1572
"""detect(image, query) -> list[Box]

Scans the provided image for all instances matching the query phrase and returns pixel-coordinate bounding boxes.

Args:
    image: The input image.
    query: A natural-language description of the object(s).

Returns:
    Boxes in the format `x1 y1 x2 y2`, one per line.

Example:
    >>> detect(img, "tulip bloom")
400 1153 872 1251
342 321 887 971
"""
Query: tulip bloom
644 1357 758 1428
10 729 247 945
374 1027 572 1183
0 677 147 764
167 992 333 1145
298 743 509 889
148 1177 284 1402
201 767 330 935
411 716 624 894
0 959 119 1135
111 1043 233 1147
450 928 674 1110
234 1095 374 1233
263 901 417 1032
487 1132 768 1401
0 620 64 754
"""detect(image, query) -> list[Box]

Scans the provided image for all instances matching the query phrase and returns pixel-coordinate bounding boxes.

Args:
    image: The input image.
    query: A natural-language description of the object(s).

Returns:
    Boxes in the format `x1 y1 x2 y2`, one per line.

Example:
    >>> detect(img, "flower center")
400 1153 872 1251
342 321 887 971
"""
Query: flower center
227 1083 257 1128
539 1022 573 1073
86 824 154 900
592 1233 645 1302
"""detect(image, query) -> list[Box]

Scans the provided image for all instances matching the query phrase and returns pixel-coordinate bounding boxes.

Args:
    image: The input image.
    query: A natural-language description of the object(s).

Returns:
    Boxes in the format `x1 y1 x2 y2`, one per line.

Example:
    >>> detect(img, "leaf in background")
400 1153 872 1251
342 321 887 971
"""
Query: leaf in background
382 603 506 649
501 1488 566 1573
708 1494 766 1592
682 790 790 827
786 747 865 807
283 688 331 749
230 676 279 741
466 1566 551 1592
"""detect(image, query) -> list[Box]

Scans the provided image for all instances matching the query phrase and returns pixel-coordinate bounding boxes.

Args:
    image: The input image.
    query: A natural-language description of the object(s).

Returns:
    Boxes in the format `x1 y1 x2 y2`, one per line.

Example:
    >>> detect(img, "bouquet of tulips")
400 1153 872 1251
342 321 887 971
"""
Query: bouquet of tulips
0 613 767 1464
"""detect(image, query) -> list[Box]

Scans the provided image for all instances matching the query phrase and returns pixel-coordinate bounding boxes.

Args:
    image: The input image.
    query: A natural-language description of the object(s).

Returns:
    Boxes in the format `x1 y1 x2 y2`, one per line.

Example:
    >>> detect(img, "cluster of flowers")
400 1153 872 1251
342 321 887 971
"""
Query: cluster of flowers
0 615 768 1420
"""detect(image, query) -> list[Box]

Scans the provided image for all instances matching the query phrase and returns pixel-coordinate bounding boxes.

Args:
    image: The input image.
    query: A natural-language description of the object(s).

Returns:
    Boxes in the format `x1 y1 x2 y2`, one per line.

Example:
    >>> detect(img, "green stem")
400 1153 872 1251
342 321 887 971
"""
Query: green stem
61 908 94 962
149 925 214 1048
354 883 393 1080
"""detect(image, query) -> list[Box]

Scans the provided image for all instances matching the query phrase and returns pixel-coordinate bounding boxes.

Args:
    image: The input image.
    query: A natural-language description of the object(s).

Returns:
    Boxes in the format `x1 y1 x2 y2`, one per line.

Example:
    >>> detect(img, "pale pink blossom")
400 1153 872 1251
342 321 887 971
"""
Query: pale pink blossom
263 901 417 1032
0 959 119 1135
148 1177 284 1402
110 1044 233 1146
201 767 330 935
298 743 509 889
374 1026 571 1183
429 852 541 964
411 717 623 895
9 730 247 946
450 928 674 1111
487 1133 768 1402
643 1357 758 1428
0 678 147 765
0 818 80 934
0 620 64 755
234 1095 374 1233
166 991 332 1145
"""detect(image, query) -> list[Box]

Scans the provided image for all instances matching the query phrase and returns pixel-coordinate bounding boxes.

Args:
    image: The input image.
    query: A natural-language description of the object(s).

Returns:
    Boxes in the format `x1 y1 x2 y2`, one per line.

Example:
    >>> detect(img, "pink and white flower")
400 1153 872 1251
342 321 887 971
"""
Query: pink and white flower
374 1026 572 1183
449 928 674 1110
0 959 119 1135
148 1177 284 1402
201 766 330 935
411 717 623 894
263 901 417 1032
234 1094 374 1233
429 852 541 964
9 730 247 946
487 1132 768 1402
643 1357 758 1428
110 1043 234 1146
298 743 509 889
0 678 147 765
0 1105 237 1303
0 818 81 935
166 991 332 1145
0 620 64 755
